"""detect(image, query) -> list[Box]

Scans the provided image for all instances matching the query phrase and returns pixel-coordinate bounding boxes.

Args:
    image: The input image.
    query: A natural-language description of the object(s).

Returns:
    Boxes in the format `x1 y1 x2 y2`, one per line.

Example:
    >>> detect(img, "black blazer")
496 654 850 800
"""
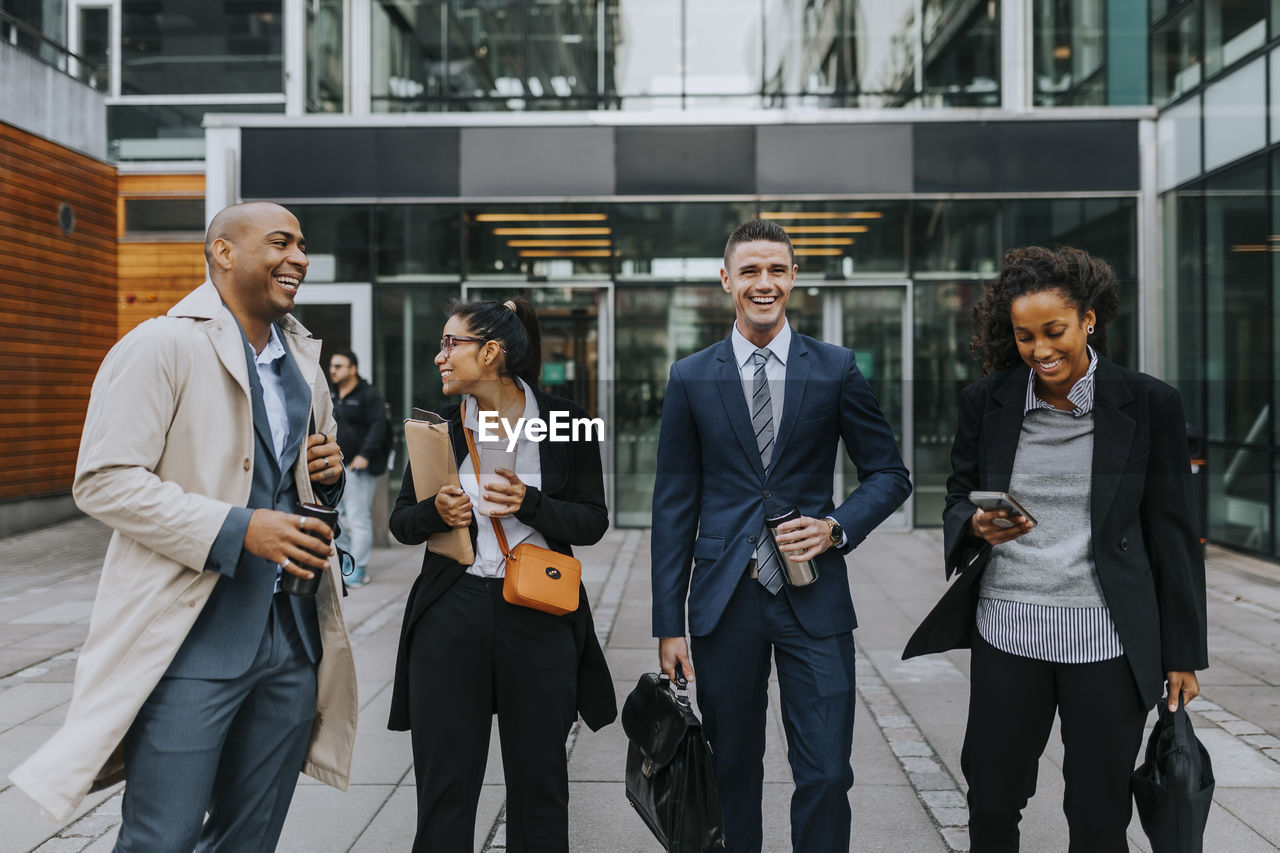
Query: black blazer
386 387 617 732
904 357 1208 709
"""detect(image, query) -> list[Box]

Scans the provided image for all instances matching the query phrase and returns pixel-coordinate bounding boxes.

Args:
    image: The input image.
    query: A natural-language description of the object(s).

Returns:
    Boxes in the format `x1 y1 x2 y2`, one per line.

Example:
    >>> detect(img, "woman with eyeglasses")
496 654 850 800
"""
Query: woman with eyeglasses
388 298 615 853
905 247 1208 852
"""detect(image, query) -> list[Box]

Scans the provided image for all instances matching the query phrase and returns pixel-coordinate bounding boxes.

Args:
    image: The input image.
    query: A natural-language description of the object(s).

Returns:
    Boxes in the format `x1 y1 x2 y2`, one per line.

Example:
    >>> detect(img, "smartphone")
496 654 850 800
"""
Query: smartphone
968 491 1037 528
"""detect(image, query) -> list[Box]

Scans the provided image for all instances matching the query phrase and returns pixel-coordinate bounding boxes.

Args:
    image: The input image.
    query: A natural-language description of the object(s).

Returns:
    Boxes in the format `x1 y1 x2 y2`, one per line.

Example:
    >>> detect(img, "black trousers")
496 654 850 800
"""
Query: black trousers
406 573 578 853
962 633 1148 853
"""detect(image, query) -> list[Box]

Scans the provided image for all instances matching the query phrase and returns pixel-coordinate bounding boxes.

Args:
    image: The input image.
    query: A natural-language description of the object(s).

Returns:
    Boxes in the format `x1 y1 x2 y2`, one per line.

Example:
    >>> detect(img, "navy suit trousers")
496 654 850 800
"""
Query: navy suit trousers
692 569 857 853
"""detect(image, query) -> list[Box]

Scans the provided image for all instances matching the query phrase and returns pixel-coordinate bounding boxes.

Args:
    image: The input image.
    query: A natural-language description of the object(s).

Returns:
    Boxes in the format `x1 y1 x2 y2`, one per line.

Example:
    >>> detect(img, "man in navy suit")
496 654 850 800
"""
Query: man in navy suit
651 219 911 853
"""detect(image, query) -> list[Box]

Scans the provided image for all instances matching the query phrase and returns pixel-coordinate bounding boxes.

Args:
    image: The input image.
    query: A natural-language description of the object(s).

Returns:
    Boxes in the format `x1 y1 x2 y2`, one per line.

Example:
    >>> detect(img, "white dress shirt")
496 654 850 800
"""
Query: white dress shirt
253 323 290 467
730 319 790 427
729 319 847 549
459 378 550 578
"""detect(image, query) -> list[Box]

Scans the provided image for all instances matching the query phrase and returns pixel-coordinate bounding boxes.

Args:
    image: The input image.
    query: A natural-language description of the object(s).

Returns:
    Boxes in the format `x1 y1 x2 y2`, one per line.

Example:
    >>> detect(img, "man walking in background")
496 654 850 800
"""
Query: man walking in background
651 219 911 852
329 349 389 588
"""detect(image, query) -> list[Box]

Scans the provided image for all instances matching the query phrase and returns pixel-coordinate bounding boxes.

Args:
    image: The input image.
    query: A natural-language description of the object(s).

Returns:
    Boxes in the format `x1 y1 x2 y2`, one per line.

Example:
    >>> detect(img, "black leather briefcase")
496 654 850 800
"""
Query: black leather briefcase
622 669 726 852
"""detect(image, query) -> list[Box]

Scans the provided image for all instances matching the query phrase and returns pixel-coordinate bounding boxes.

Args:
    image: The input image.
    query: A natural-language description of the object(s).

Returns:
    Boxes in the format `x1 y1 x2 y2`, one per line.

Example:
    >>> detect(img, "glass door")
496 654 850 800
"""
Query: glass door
463 283 614 508
292 283 375 383
834 282 912 529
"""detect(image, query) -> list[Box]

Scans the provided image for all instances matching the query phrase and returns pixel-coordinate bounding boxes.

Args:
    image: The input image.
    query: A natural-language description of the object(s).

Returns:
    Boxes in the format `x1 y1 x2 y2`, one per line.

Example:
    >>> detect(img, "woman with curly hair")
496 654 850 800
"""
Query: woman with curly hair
905 246 1208 852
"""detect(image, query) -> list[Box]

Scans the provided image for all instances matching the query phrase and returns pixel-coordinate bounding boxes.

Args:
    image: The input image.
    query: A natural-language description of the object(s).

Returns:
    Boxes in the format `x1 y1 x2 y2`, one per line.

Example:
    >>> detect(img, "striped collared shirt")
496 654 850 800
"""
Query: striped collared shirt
1024 345 1099 416
979 346 1125 664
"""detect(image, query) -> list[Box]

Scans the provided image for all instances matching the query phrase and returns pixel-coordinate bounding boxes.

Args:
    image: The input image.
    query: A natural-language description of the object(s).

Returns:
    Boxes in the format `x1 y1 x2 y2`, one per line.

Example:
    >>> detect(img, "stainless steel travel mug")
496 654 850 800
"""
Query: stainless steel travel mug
764 506 820 587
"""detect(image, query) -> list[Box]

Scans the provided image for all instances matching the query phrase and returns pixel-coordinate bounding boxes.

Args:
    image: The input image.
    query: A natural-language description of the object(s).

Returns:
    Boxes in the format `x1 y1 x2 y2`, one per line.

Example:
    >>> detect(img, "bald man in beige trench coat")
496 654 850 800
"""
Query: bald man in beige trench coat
10 204 358 840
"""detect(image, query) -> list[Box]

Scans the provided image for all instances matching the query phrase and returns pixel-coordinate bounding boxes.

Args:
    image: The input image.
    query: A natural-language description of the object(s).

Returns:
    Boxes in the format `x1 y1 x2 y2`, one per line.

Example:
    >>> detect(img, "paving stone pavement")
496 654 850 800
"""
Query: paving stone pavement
1 518 1278 852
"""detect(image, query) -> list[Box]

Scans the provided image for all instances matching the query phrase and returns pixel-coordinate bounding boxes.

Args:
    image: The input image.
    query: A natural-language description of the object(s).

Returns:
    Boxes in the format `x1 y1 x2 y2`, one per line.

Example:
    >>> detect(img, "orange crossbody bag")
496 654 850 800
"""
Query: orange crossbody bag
462 404 580 616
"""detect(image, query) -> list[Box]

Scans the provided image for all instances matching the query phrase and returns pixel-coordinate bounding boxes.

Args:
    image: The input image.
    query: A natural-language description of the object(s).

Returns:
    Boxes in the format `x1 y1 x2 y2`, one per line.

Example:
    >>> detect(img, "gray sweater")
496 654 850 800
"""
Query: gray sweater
980 408 1105 607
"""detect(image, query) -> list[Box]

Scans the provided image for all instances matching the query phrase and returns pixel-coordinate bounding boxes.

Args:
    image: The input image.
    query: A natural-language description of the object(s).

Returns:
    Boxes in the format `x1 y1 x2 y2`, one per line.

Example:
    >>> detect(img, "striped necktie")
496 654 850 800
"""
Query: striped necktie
752 349 783 594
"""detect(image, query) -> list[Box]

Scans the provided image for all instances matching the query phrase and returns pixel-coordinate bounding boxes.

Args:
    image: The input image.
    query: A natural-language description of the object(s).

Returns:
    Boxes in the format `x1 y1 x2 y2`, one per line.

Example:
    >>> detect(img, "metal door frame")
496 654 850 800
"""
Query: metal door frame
293 282 375 383
822 278 913 530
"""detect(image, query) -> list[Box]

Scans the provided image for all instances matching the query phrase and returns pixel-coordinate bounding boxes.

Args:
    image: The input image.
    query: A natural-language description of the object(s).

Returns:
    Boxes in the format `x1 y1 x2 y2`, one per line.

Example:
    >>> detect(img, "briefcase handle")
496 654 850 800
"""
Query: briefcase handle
660 663 692 710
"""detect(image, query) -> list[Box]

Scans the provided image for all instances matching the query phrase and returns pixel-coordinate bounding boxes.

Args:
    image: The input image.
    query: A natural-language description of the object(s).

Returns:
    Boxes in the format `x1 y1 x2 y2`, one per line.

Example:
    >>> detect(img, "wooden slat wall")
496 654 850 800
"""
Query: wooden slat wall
0 121 118 501
118 242 206 335
117 173 206 337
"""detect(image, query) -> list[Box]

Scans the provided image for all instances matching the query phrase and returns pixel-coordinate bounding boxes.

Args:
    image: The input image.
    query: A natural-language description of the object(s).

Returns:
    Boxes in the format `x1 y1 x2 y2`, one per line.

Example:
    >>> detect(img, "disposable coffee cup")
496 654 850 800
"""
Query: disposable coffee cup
280 502 338 596
763 506 820 587
476 444 517 517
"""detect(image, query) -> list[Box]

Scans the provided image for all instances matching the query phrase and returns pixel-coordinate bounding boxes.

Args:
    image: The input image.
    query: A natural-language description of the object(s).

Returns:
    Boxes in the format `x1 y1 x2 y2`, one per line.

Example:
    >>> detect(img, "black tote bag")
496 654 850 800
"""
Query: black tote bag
622 669 726 852
1131 699 1215 853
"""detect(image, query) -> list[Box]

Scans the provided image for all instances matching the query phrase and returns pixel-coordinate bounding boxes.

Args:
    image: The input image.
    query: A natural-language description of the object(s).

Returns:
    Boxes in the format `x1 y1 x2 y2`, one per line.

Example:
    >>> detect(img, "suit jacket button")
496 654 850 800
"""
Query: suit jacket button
243 458 251 471
763 489 771 498
1119 538 1129 551
747 534 757 544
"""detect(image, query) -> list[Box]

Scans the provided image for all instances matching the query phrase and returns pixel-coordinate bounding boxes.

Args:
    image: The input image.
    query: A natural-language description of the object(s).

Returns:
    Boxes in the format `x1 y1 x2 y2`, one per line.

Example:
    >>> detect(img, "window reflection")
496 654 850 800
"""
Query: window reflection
1209 445 1271 551
307 0 344 112
120 0 283 95
613 285 727 525
1152 2 1201 105
762 204 907 276
465 205 612 279
376 206 462 280
1003 198 1138 277
613 203 757 278
611 0 682 106
376 285 463 485
841 287 908 526
913 281 982 526
108 103 284 161
919 0 1001 106
911 200 1001 274
683 0 762 106
1204 159 1269 446
362 0 1007 111
1204 0 1265 79
1033 0 1105 105
290 205 372 283
1162 188 1205 433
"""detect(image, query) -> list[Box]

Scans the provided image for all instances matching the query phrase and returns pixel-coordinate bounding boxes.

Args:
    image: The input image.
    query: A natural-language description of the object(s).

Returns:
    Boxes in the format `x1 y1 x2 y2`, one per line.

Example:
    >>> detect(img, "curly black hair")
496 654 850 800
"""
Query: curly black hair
970 246 1120 375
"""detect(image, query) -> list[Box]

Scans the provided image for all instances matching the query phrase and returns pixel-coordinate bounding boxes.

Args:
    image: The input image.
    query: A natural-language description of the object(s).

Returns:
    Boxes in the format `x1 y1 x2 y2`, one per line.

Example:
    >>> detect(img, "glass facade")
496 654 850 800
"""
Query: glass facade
365 0 1002 112
120 0 284 95
1033 0 1106 105
1154 11 1280 558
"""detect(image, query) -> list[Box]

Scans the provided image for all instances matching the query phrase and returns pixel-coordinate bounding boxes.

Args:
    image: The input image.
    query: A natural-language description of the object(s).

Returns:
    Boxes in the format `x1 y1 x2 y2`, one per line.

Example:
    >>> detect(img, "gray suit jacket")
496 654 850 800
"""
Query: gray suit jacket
165 324 334 678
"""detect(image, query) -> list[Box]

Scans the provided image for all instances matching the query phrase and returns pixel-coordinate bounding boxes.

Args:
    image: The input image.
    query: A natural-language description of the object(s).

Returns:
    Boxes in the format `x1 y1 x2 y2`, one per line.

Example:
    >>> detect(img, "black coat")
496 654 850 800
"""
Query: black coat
386 387 617 732
332 377 390 474
903 357 1208 709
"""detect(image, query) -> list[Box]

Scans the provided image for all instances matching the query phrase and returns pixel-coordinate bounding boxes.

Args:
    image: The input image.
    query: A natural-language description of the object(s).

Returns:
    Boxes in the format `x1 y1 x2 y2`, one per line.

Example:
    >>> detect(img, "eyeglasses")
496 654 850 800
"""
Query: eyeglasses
438 334 487 355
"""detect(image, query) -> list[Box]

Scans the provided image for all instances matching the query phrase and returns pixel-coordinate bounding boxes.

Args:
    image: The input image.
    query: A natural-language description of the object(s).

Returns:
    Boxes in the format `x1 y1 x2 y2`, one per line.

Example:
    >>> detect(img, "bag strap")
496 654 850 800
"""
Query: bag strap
460 399 513 560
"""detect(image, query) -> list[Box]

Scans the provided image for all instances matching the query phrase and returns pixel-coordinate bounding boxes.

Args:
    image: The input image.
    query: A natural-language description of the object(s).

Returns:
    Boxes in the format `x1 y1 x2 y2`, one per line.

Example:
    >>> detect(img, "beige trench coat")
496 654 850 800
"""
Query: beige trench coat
10 282 358 822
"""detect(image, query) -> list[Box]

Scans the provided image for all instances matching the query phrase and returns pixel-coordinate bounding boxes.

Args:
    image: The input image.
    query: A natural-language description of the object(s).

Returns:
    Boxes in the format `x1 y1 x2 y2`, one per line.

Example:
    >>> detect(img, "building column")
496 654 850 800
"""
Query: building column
1001 0 1031 111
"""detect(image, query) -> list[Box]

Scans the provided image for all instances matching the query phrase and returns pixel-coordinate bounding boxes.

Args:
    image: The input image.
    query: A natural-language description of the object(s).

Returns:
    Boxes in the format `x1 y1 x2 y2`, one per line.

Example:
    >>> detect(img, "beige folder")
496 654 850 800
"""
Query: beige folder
404 409 474 566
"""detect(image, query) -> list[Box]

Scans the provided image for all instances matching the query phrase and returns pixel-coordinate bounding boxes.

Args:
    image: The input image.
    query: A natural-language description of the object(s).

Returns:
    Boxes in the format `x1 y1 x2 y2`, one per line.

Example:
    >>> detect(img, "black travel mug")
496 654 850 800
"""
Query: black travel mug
763 506 821 587
280 502 338 596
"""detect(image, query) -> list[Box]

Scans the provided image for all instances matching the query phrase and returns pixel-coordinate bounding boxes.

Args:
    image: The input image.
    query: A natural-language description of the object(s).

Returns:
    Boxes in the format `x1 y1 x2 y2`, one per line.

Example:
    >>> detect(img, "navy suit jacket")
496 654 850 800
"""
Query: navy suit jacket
651 331 912 640
165 326 336 679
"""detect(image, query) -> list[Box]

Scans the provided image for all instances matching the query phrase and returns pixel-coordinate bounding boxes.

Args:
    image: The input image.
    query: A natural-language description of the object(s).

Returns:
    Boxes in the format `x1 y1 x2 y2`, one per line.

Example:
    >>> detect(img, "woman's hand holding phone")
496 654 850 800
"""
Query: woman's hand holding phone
969 507 1035 544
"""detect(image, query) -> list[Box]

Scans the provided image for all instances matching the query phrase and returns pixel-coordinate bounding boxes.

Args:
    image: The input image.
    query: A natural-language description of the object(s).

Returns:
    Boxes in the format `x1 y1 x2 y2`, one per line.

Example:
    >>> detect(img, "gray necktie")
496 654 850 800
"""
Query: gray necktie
752 349 783 594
